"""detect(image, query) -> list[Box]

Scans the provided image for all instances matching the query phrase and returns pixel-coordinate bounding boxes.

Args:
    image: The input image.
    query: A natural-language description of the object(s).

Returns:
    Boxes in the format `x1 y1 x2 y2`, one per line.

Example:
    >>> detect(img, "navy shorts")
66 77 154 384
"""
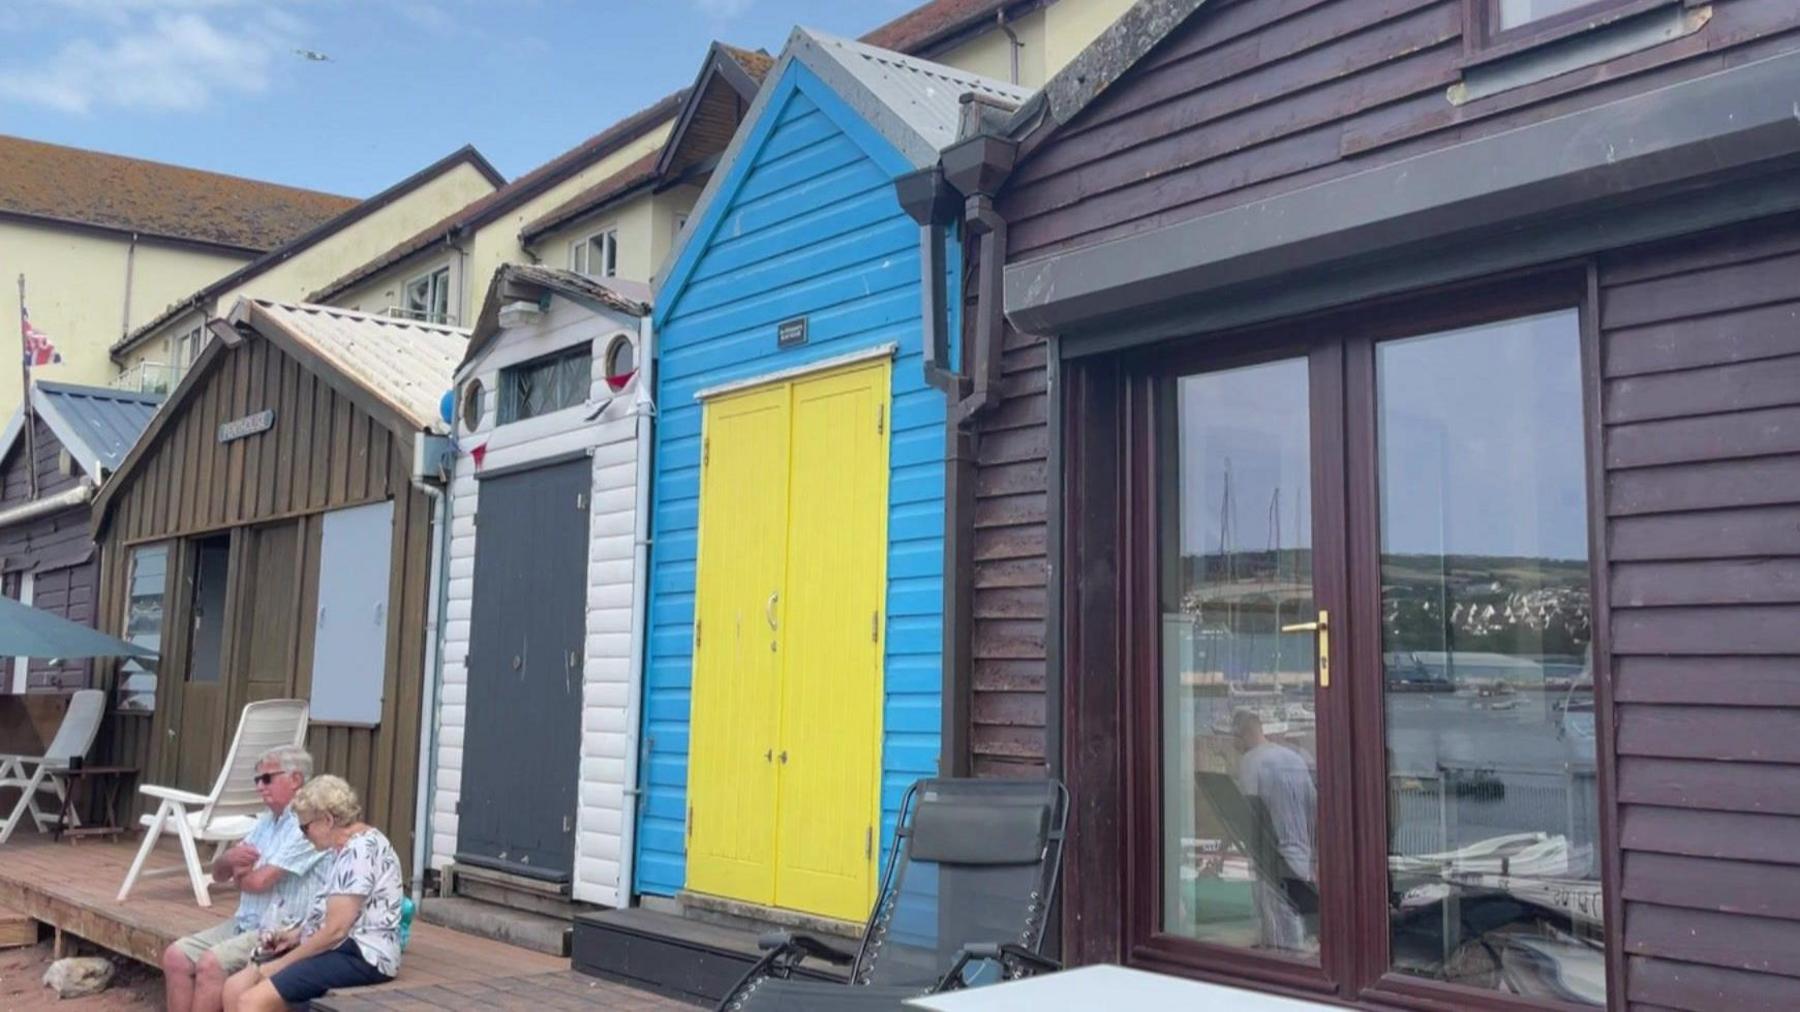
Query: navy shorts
269 938 392 1003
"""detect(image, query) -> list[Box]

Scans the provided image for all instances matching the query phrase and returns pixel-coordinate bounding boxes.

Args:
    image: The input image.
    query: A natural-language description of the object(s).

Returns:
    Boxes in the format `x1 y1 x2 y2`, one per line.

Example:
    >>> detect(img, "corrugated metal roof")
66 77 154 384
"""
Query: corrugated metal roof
0 134 355 252
236 299 468 433
789 28 1032 167
31 382 162 477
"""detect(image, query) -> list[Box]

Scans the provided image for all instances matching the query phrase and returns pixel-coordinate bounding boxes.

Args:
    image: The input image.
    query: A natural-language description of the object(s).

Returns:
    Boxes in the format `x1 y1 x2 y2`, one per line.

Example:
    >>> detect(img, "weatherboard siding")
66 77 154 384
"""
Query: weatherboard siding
638 65 952 899
430 295 644 908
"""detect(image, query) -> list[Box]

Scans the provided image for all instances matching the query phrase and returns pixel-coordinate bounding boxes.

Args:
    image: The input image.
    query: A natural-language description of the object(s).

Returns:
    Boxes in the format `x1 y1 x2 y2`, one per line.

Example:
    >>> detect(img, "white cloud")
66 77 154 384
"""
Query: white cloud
0 4 298 114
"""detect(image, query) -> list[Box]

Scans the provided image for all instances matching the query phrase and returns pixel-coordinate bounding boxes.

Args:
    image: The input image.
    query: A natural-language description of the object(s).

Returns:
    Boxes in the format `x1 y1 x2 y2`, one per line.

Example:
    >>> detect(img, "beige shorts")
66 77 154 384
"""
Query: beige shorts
172 921 261 973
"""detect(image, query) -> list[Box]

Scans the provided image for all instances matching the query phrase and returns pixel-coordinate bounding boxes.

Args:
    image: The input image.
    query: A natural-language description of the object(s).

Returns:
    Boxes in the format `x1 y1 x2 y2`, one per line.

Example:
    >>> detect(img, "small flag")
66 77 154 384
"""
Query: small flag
21 301 60 368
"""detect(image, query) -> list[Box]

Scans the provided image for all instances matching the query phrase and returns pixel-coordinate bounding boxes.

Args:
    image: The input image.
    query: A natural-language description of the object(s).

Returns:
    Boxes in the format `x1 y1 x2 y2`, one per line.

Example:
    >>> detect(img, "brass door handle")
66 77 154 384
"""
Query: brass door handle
1281 609 1330 688
766 592 779 631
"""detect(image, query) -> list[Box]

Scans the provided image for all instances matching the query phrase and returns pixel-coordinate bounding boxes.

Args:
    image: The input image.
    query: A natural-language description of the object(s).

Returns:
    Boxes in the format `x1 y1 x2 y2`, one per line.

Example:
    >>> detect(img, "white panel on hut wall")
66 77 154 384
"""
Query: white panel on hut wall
574 330 642 908
427 295 645 880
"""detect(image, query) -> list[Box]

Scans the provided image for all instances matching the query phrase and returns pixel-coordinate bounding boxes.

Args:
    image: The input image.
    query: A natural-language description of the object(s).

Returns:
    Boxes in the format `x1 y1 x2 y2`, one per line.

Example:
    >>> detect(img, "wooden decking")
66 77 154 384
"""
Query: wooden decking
0 831 568 996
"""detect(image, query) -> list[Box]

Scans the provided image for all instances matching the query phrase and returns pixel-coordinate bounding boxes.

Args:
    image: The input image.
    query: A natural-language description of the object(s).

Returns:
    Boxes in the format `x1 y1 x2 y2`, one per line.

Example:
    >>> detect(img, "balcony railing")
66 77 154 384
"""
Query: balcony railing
113 361 173 395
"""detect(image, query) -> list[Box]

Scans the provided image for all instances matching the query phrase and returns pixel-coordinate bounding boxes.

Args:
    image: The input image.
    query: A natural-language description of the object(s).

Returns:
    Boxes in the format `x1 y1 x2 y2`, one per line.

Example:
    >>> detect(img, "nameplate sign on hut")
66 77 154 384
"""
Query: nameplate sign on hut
777 316 808 348
218 409 275 444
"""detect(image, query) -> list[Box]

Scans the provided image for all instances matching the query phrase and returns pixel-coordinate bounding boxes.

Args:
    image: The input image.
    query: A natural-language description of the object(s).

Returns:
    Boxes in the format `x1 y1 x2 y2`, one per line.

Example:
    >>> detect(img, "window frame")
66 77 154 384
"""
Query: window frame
572 228 620 279
497 343 593 425
402 265 453 324
1062 269 1620 1009
117 541 173 713
1463 0 1678 62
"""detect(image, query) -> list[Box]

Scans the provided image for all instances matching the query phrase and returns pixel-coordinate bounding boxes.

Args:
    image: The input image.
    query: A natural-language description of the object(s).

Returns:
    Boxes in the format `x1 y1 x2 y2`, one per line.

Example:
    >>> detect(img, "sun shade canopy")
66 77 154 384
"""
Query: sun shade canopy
0 595 156 660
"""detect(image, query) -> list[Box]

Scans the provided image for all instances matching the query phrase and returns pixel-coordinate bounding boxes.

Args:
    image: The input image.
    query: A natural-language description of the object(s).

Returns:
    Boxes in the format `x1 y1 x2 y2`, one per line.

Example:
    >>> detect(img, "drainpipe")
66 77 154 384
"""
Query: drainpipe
895 131 1020 779
619 311 657 907
897 166 975 777
409 450 453 905
0 479 94 529
120 233 139 338
996 9 1022 85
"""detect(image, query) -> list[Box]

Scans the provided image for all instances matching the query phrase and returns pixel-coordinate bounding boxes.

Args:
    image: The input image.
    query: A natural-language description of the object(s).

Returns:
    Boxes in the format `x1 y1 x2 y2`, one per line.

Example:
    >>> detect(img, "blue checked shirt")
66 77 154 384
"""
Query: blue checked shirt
232 809 329 933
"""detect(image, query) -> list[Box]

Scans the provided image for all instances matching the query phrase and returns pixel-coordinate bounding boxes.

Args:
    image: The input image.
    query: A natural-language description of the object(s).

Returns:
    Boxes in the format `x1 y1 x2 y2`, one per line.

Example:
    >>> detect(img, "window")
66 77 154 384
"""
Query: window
459 377 484 433
401 266 453 324
118 543 170 712
498 345 591 423
1495 0 1617 29
172 322 206 380
1470 0 1661 53
572 229 619 279
602 334 636 392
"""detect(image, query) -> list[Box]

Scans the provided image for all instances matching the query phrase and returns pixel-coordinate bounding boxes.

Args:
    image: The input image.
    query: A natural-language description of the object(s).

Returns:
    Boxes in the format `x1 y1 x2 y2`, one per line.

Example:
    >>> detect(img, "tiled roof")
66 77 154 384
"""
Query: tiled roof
235 299 467 433
308 91 688 304
859 0 1017 55
518 150 661 244
113 145 504 359
0 134 355 252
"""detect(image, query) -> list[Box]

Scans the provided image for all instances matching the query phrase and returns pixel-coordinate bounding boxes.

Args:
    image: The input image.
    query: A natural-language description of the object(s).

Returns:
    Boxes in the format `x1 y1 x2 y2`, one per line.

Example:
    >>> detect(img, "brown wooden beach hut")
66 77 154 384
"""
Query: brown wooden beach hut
917 0 1800 1007
91 298 463 873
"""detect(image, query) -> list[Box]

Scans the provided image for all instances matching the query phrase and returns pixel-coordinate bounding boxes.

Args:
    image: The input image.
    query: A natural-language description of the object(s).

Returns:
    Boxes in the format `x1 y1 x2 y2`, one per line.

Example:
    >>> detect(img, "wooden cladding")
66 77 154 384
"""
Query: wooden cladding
999 0 1800 260
94 334 431 873
111 335 400 545
1596 212 1800 1006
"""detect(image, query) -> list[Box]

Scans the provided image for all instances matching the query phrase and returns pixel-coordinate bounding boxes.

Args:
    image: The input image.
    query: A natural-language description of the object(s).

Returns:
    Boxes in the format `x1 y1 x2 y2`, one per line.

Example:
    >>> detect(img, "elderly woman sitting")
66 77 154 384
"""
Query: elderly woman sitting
222 775 405 1010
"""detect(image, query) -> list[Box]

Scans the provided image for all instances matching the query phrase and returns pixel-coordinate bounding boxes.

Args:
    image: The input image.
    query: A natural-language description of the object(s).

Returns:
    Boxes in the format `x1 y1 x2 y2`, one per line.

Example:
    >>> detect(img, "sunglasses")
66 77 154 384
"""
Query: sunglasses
252 772 288 786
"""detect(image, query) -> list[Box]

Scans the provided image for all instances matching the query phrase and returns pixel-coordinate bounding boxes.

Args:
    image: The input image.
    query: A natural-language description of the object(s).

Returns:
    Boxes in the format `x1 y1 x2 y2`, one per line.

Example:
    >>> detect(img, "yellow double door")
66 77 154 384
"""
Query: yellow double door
686 359 890 923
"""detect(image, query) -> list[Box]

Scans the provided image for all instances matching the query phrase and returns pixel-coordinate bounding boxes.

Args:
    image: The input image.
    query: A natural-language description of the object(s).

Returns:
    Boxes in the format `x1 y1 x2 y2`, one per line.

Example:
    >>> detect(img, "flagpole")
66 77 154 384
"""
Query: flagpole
17 274 36 499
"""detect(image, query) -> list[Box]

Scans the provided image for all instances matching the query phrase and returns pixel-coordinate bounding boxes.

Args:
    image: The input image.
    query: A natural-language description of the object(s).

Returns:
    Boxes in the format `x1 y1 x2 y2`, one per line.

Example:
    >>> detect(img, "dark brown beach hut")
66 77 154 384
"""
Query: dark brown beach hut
91 298 463 873
919 1 1800 1007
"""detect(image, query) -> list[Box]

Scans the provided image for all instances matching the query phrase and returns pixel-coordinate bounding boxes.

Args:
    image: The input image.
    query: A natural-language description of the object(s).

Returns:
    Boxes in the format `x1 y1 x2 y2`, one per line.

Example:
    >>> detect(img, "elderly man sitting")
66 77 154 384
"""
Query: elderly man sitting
160 746 329 1012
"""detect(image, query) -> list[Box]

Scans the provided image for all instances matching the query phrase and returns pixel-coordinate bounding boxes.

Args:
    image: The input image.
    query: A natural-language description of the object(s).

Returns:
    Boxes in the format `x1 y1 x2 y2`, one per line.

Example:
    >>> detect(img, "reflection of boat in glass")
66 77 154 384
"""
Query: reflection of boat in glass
1498 928 1606 1005
1390 832 1602 927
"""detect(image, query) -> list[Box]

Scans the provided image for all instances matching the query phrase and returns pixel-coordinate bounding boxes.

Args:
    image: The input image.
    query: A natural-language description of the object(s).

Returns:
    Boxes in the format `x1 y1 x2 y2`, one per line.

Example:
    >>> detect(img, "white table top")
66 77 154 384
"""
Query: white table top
904 964 1339 1011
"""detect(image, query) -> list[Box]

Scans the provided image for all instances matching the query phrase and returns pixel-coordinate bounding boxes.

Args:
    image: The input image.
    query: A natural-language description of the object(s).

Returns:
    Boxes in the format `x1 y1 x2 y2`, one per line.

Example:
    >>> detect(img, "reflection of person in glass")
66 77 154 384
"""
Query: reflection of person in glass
1233 708 1317 952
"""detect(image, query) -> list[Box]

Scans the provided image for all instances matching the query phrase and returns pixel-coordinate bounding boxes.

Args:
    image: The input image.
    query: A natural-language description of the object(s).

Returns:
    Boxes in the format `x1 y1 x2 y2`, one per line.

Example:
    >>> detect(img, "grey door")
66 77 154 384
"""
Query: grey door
456 458 590 881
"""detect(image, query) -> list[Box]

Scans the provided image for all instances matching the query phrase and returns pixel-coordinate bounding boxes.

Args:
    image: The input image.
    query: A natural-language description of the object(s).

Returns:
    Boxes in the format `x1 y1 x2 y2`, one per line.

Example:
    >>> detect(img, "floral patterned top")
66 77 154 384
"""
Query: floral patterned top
302 827 404 977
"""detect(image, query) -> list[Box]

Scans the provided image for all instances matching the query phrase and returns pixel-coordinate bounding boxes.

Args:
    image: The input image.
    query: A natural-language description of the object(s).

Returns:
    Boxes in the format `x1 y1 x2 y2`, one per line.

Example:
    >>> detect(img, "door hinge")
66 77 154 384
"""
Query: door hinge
871 611 879 643
865 825 874 860
576 491 588 511
695 617 702 649
563 814 573 833
876 403 885 435
703 437 710 467
687 805 694 839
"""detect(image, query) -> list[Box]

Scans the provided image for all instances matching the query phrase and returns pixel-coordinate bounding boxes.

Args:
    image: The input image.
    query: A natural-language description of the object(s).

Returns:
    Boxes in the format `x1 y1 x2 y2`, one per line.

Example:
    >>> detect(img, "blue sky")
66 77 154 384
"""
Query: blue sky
0 0 921 197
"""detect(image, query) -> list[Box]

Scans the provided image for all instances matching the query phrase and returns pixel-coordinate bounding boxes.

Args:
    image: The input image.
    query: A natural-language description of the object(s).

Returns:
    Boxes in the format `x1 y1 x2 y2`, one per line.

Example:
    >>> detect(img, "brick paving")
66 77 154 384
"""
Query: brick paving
312 970 698 1010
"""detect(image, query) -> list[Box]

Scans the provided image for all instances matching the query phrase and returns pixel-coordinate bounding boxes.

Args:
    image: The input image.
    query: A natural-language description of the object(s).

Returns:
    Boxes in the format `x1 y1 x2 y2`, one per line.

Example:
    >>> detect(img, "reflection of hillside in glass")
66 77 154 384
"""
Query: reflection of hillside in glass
1380 553 1591 672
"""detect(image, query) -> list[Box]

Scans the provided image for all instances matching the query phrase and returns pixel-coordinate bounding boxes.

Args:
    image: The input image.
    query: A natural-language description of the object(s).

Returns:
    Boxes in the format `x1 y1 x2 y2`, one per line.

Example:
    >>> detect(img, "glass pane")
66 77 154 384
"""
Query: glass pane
187 540 230 685
120 544 170 710
1162 357 1320 960
1497 0 1603 30
1377 310 1605 1005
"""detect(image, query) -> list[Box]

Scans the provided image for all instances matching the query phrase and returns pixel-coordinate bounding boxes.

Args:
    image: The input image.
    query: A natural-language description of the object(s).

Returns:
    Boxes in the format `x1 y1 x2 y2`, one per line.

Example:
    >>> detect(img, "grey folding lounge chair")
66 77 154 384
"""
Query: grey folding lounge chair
716 777 1069 1011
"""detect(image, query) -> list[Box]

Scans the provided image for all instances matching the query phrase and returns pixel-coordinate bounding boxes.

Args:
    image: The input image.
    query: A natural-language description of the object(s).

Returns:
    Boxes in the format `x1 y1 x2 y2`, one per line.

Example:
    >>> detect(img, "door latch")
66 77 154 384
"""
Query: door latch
1280 609 1330 688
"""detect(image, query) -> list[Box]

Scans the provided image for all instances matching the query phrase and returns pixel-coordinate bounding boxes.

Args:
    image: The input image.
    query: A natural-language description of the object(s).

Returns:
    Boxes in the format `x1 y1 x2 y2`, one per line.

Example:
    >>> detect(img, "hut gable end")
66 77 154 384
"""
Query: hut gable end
102 335 404 544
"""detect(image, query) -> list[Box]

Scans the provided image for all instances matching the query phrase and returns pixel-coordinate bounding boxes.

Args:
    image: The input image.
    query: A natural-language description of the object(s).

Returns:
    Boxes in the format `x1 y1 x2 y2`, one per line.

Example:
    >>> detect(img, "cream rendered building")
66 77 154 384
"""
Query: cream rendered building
0 134 358 419
311 0 1135 327
110 146 505 393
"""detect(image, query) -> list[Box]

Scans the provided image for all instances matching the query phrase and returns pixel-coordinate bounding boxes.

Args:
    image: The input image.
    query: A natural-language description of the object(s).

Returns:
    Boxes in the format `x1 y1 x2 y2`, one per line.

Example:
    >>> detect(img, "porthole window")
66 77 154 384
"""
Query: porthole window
459 378 484 433
603 334 637 393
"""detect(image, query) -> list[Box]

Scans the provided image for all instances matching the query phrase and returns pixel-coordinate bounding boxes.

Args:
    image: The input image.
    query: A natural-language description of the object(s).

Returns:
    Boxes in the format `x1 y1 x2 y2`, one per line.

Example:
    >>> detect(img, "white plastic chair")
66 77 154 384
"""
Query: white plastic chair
116 698 309 907
0 689 106 844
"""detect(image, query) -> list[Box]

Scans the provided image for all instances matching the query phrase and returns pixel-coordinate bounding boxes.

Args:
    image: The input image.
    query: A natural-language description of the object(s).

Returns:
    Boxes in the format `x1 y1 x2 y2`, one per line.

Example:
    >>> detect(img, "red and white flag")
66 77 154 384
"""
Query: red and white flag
20 301 59 368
